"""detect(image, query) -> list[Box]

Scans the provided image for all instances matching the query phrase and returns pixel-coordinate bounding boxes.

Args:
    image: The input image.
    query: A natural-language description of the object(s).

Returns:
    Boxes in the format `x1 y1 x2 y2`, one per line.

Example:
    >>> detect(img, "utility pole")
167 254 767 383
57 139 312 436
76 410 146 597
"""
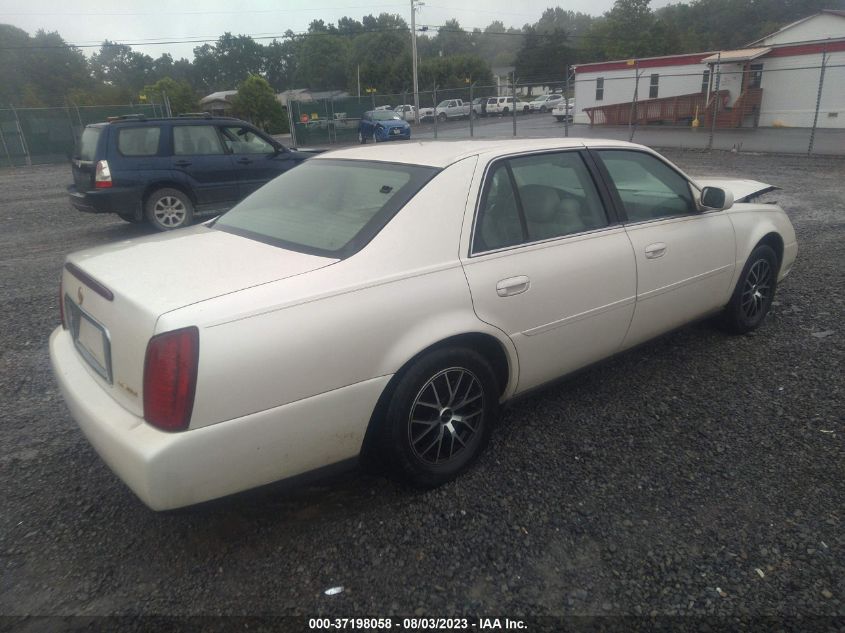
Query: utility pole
411 0 423 124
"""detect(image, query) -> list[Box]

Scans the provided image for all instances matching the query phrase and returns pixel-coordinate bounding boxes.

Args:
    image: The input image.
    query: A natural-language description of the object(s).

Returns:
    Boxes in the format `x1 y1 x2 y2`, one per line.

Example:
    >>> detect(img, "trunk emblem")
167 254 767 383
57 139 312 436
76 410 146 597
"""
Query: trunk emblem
77 286 84 305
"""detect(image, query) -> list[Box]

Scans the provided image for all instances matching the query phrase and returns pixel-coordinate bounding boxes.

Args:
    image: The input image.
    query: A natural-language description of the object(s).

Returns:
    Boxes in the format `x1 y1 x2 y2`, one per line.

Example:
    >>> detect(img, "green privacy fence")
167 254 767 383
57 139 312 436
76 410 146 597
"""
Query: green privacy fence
0 103 164 167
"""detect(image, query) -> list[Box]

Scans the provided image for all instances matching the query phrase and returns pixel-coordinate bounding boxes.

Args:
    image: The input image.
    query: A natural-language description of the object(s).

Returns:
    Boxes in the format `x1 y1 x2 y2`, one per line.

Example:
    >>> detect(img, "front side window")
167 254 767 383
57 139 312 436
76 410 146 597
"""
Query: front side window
173 125 224 155
598 150 695 222
221 127 274 154
473 151 608 253
215 159 437 257
596 78 605 101
117 127 161 156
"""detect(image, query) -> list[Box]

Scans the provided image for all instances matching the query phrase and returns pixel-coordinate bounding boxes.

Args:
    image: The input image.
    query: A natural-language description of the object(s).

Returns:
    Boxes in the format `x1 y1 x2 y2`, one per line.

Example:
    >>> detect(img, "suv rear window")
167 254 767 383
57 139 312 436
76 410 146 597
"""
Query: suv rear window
214 159 438 257
117 127 161 156
77 127 101 161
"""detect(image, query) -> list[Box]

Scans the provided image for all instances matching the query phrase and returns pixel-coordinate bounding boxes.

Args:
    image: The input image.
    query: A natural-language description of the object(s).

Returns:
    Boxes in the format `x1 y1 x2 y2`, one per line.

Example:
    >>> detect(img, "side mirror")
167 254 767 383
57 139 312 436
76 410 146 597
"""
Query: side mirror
700 186 734 211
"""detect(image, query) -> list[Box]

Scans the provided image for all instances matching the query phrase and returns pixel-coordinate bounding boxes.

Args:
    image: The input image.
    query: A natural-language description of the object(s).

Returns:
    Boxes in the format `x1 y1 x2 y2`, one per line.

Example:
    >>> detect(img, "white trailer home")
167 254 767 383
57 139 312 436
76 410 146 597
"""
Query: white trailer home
572 10 845 129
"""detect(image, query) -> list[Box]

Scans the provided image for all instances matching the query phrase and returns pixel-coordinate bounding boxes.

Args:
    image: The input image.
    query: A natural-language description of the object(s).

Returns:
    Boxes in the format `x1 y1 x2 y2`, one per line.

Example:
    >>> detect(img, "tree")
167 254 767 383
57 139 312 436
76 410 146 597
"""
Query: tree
192 33 265 92
91 41 154 95
231 74 288 133
295 33 348 90
432 19 475 57
141 77 198 115
514 26 575 85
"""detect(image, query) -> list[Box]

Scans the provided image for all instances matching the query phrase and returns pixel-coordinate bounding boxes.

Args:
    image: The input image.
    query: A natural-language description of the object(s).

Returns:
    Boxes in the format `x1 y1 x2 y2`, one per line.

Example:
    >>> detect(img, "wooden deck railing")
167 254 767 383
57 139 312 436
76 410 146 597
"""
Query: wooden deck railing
584 90 731 126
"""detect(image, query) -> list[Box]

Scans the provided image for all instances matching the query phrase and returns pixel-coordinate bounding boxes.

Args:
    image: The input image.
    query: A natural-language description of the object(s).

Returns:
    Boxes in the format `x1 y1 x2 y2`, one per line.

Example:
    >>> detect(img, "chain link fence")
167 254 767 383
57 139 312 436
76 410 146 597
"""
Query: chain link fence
0 103 164 167
286 54 843 156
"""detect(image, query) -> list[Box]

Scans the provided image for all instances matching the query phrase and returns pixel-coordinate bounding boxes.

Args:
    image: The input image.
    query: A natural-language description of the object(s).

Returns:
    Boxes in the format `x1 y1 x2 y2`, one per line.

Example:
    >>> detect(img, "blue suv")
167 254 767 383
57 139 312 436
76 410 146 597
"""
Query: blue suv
69 114 315 230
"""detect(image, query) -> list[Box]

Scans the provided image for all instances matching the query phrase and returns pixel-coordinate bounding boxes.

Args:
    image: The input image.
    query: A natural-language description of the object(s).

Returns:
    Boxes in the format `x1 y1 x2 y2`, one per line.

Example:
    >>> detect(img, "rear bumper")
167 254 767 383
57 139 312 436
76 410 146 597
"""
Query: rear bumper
67 184 142 217
49 327 389 510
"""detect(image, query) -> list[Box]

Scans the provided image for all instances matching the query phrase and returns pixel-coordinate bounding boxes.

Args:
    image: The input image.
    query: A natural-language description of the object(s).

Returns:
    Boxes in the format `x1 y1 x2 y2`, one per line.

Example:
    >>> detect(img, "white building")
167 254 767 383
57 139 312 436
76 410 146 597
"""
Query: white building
572 10 845 129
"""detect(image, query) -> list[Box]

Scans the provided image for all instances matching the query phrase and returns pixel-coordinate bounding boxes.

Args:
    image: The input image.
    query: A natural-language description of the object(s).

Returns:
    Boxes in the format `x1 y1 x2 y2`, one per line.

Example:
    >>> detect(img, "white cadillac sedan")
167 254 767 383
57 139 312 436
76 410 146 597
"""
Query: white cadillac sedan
50 139 797 510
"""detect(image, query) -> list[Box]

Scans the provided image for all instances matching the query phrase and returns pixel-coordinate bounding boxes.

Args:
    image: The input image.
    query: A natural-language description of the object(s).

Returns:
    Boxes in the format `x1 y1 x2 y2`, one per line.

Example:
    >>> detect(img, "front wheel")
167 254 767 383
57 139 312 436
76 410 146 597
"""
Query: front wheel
382 348 498 487
719 244 779 334
437 113 447 123
554 116 564 122
144 188 193 231
502 107 509 115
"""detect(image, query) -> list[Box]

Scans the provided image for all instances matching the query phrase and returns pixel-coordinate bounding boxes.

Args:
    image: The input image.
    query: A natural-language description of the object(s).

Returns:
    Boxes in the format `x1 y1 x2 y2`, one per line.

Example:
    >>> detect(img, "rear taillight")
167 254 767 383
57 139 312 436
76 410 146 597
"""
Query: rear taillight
143 327 199 432
94 160 112 189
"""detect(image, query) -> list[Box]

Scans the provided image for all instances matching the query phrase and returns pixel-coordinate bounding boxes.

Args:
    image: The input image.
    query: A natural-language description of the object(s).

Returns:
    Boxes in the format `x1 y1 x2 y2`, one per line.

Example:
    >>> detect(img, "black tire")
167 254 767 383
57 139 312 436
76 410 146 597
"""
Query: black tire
438 112 447 123
540 106 547 113
719 244 779 334
358 130 368 144
144 188 194 231
554 116 564 122
381 347 499 487
502 107 509 115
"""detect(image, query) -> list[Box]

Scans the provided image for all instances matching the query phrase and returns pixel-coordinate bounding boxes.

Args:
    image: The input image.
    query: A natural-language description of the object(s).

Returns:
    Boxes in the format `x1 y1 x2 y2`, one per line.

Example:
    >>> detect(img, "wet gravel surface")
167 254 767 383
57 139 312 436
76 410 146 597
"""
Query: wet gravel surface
0 151 842 626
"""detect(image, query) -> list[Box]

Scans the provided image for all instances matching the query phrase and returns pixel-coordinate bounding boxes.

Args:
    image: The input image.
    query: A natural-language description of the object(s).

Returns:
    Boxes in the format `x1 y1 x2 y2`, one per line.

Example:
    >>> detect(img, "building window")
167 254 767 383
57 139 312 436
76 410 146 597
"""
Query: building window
748 64 763 89
701 69 711 93
595 78 604 101
649 74 659 99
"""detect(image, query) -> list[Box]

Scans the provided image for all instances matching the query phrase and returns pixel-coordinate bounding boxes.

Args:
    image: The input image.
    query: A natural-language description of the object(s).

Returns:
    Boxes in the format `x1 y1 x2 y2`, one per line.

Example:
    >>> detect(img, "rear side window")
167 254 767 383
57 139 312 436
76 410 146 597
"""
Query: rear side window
173 125 225 155
117 127 161 156
77 127 101 161
473 152 608 253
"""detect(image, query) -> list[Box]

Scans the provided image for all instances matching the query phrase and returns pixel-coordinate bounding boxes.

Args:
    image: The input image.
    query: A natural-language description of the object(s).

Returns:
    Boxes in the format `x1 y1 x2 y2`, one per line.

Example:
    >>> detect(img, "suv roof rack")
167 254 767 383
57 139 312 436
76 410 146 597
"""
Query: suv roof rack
177 112 213 118
107 114 147 123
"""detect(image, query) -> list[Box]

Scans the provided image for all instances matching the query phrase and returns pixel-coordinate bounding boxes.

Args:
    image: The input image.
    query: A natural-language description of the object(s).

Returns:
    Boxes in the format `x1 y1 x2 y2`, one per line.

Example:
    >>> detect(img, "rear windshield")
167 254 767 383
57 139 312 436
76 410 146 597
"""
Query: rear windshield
77 127 102 161
214 159 439 258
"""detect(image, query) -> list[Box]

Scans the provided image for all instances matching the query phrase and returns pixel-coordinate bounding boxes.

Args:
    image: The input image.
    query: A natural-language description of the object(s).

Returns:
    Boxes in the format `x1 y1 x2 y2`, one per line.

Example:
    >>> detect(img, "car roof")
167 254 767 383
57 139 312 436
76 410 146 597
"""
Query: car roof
319 139 645 169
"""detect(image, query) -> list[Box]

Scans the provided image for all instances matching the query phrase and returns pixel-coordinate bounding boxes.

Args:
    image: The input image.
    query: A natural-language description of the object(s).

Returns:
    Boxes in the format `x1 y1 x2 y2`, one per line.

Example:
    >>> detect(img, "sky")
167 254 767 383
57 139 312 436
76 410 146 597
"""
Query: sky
1 0 672 60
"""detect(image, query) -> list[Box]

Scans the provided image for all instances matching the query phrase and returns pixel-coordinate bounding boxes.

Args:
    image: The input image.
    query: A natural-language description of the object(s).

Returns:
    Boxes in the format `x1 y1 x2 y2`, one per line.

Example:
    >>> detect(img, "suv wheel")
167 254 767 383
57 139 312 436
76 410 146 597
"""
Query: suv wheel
145 188 194 231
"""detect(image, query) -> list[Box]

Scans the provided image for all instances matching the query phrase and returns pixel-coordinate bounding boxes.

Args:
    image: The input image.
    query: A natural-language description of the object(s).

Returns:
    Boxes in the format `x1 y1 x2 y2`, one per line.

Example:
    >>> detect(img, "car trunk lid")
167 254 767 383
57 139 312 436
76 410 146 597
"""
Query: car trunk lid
62 226 338 417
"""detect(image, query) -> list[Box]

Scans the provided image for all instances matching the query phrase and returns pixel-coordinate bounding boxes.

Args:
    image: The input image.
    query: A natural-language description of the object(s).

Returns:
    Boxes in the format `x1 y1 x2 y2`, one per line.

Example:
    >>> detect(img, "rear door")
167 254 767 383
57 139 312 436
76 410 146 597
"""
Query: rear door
219 124 295 198
170 124 238 207
461 150 637 393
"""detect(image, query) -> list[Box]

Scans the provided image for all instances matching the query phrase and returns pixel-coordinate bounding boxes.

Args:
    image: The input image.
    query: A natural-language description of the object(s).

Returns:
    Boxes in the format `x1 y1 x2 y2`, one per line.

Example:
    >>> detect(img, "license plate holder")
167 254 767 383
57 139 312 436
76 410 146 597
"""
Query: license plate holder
65 296 112 383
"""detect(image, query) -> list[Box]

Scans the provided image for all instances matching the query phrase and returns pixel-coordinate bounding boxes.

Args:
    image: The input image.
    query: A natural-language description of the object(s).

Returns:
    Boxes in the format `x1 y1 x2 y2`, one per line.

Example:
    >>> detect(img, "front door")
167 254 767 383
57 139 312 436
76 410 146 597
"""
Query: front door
593 149 736 349
461 150 637 393
220 125 294 198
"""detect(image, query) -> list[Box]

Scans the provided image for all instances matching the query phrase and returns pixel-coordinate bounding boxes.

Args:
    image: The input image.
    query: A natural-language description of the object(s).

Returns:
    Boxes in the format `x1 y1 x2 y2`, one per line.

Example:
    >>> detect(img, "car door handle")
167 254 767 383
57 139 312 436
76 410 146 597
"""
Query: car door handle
236 157 253 164
496 276 530 297
174 160 192 167
645 243 667 259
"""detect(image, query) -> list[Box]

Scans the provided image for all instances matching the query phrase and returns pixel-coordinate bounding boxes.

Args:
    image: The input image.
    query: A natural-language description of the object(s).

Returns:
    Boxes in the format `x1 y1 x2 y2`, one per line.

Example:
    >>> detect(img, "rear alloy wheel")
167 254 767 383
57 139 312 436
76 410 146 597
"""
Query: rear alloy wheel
145 188 194 231
382 348 498 487
719 244 778 334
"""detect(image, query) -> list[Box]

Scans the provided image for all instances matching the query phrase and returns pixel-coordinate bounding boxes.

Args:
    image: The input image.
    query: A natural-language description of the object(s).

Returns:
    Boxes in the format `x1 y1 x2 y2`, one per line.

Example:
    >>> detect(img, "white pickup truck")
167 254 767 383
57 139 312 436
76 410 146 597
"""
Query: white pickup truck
433 99 471 122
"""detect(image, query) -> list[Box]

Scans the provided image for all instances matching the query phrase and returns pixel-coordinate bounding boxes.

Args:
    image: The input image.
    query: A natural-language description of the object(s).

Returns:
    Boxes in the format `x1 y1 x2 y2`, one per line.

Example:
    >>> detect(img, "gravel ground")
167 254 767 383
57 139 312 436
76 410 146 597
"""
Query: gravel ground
0 150 842 628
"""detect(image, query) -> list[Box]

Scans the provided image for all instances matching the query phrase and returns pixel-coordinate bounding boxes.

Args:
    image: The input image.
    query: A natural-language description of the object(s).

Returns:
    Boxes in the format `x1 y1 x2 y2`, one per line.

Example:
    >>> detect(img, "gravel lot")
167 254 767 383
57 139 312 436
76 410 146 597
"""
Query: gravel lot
0 149 842 628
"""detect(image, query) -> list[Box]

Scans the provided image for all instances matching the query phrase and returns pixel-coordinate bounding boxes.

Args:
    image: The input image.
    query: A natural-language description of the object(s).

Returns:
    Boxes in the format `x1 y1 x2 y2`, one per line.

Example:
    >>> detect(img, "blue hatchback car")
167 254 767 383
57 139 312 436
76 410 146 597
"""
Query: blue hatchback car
358 110 411 144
